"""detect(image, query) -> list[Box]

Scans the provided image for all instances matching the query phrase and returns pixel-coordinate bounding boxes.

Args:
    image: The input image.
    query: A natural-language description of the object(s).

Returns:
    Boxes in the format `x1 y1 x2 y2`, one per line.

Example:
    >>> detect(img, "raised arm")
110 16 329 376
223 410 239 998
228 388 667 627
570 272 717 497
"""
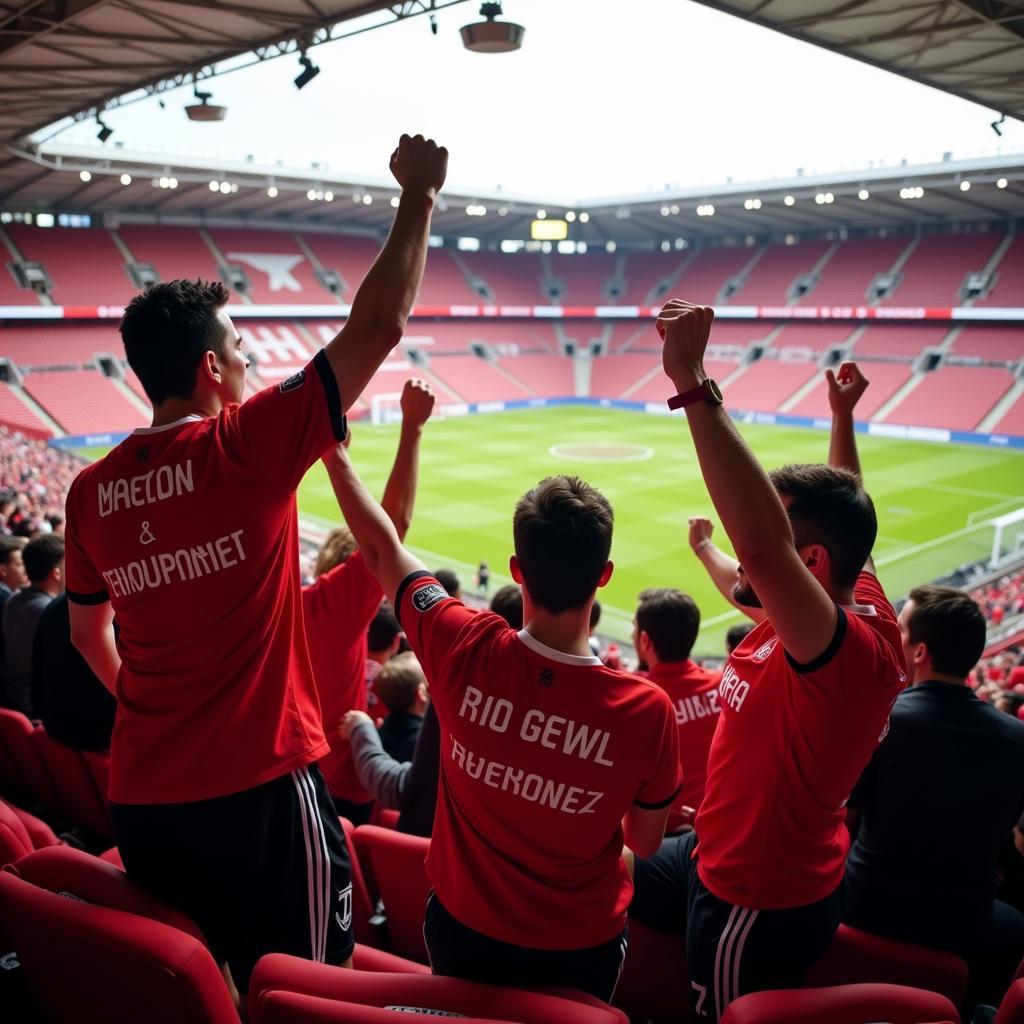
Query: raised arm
688 516 767 625
320 443 425 605
324 135 448 412
379 379 435 540
659 300 837 665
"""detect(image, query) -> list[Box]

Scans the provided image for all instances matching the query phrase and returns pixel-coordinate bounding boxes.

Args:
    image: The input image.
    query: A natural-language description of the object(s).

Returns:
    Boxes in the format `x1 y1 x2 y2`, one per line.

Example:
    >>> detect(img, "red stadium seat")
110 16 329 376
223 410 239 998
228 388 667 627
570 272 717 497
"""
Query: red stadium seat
996 978 1024 1024
0 800 33 865
0 869 238 1024
613 918 688 1024
1 799 59 850
352 944 431 975
30 729 112 839
249 955 628 1024
339 816 383 948
0 712 60 810
806 924 968 1007
251 990 517 1024
372 807 401 829
719 983 959 1024
351 824 431 962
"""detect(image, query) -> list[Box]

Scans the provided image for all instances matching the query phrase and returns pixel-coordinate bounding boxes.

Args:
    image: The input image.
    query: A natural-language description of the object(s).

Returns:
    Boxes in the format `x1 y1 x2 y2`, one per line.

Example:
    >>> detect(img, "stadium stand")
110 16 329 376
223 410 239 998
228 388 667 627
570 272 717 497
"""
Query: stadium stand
116 225 221 286
589 353 665 399
787 360 914 420
672 246 756 306
0 382 54 438
417 248 490 305
21 368 147 434
995 394 1024 436
950 325 1024 363
728 240 831 305
852 325 951 358
426 353 533 403
795 236 909 307
718 357 821 413
618 252 690 306
624 357 742 404
603 323 651 352
1 324 124 367
978 233 1024 308
495 353 574 397
5 225 136 306
0 238 42 305
297 234 382 303
457 251 547 305
236 321 316 381
770 322 856 354
403 320 557 353
206 228 328 305
889 232 1003 305
884 364 1015 431
548 252 619 304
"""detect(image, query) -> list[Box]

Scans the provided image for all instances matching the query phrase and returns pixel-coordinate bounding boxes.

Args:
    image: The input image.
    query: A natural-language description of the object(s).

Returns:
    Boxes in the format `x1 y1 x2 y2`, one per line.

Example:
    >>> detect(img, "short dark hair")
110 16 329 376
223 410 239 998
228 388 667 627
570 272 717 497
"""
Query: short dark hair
636 588 701 662
726 622 754 653
513 476 613 615
490 584 523 630
373 653 426 715
120 279 232 405
906 585 987 679
367 602 402 653
22 534 64 583
434 568 460 597
769 464 877 589
0 535 26 566
589 599 602 631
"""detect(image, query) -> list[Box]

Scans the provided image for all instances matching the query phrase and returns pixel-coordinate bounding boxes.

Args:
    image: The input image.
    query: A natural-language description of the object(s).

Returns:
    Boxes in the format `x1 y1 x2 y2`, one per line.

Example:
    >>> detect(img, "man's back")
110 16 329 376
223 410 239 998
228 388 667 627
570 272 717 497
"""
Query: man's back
845 681 1024 950
2 586 52 715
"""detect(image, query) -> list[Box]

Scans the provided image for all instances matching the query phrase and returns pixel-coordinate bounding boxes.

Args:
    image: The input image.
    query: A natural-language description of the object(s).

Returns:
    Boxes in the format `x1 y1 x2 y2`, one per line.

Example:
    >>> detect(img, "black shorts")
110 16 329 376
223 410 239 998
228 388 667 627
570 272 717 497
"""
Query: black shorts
631 832 841 1022
111 763 354 992
424 890 627 1003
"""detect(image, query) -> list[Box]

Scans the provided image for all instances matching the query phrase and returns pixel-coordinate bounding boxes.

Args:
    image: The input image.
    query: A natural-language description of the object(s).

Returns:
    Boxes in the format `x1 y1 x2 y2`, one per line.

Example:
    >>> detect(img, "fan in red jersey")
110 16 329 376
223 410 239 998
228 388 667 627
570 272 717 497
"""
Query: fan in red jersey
632 587 719 831
305 378 435 825
322 447 680 1002
629 327 907 1023
64 134 448 1003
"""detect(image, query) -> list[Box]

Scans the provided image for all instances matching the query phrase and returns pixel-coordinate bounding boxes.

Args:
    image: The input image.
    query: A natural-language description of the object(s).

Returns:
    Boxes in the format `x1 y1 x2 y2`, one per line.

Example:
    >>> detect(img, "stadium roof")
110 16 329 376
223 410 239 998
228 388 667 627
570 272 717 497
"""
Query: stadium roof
692 0 1024 122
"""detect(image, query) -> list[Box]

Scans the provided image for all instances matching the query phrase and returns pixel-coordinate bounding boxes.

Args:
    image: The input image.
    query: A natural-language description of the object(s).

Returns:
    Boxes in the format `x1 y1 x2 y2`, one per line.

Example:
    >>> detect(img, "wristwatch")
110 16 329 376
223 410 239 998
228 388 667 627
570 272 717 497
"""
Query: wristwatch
667 378 724 411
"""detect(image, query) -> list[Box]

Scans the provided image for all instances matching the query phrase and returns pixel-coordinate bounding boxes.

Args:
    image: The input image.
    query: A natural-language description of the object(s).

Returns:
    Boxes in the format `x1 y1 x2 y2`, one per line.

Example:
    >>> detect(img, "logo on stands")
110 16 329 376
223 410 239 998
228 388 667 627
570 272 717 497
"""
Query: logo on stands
335 884 352 933
412 583 447 613
752 637 778 663
279 370 306 393
227 252 305 292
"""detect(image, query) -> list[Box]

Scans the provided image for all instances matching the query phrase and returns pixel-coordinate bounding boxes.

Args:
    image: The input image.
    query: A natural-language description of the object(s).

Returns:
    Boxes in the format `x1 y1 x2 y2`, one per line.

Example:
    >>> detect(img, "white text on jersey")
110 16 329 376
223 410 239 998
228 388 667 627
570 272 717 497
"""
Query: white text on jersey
719 665 751 712
98 461 194 518
675 690 721 725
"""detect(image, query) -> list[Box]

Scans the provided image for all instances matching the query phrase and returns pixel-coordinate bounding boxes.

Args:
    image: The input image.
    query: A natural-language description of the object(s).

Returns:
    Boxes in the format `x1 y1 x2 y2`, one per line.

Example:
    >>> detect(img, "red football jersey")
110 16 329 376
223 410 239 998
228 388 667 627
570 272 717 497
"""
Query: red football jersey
695 572 907 909
397 572 681 950
64 353 345 805
304 550 383 802
645 660 721 830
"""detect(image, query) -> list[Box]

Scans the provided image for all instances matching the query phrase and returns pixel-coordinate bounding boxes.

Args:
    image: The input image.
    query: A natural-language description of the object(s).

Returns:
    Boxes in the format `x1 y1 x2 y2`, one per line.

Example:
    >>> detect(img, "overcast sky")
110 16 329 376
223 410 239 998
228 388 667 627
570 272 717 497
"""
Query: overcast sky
49 0 1024 202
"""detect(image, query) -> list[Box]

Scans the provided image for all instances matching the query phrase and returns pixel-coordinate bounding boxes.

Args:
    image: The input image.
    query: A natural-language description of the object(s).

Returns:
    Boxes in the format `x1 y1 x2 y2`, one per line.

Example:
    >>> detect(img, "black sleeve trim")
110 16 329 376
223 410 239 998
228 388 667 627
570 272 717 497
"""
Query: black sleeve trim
394 569 437 626
66 587 109 606
312 348 347 443
785 605 848 674
635 780 683 811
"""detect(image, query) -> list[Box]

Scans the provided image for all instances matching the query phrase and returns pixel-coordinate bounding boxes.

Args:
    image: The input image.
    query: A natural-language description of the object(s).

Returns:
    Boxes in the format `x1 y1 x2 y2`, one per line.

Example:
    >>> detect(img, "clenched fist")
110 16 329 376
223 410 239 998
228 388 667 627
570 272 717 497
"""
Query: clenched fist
657 299 715 391
401 377 436 428
825 361 869 417
339 709 373 741
390 134 448 196
688 516 714 552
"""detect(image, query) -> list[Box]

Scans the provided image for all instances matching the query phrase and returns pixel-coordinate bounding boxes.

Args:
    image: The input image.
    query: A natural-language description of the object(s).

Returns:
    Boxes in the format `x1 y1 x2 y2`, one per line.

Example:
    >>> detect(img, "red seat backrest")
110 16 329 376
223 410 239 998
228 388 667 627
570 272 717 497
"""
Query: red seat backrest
30 729 112 839
2 799 60 850
613 918 688 1024
249 956 627 1024
0 800 33 866
720 983 958 1024
997 978 1024 1024
0 712 59 809
252 989 513 1024
806 923 968 1006
0 870 239 1024
339 816 380 948
352 944 431 975
351 824 431 962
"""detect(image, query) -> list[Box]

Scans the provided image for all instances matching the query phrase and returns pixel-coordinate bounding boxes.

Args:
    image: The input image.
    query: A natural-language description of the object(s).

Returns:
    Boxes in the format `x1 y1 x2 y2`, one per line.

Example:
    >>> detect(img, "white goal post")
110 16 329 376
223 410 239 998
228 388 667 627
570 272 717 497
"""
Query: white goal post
370 392 403 426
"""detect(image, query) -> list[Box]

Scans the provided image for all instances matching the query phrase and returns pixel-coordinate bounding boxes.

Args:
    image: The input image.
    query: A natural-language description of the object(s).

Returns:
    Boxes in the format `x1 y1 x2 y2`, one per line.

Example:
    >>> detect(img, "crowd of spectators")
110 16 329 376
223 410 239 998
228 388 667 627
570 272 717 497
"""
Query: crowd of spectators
972 570 1024 628
0 426 84 538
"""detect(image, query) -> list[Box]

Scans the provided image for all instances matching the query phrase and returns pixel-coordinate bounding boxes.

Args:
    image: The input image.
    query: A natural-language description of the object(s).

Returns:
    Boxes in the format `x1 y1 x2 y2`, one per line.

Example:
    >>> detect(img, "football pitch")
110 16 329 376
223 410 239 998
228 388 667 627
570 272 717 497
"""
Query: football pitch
295 406 1024 657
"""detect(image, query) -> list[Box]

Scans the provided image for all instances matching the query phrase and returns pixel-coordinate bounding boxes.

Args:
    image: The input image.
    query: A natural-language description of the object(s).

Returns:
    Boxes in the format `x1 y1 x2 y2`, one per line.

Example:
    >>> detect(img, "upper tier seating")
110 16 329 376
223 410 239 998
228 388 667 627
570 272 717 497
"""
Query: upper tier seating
673 247 755 306
117 226 220 286
797 236 908 307
548 253 619 305
1 230 42 304
0 381 52 438
771 323 856 354
207 229 328 305
949 325 1023 363
1 324 124 367
788 361 914 419
722 359 820 413
7 225 136 306
426 354 532 403
297 235 381 302
402 321 557 353
22 369 147 434
603 323 652 352
852 325 950 358
729 241 831 306
978 232 1024 307
458 252 546 306
416 249 482 305
618 252 690 305
889 232 1002 305
885 364 1014 431
496 353 575 397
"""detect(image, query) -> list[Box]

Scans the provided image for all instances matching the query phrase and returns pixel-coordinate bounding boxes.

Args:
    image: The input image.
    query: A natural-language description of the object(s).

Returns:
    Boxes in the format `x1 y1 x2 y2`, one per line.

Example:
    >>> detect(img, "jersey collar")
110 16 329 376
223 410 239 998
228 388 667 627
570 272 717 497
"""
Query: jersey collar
132 414 203 435
517 629 602 666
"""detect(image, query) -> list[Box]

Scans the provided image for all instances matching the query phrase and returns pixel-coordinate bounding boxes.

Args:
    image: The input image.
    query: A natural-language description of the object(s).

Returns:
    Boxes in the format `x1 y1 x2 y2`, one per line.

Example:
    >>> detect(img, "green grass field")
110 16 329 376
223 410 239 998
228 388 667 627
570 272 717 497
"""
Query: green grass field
291 406 1024 656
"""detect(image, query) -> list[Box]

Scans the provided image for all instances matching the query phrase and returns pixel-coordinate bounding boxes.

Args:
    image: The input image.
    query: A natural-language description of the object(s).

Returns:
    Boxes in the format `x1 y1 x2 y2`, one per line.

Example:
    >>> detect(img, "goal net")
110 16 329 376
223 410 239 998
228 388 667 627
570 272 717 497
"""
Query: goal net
370 393 403 426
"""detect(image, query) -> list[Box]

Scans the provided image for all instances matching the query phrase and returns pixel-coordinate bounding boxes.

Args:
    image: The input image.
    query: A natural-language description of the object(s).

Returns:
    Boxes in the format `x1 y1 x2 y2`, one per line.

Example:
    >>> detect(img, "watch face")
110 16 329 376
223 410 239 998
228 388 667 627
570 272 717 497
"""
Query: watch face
704 378 724 404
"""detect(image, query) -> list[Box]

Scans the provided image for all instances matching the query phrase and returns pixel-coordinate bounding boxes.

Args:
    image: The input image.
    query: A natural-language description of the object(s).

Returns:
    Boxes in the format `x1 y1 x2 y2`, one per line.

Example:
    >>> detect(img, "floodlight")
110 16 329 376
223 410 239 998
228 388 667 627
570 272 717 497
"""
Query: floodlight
991 114 1006 137
461 2 524 52
186 84 227 121
295 53 321 90
96 115 113 143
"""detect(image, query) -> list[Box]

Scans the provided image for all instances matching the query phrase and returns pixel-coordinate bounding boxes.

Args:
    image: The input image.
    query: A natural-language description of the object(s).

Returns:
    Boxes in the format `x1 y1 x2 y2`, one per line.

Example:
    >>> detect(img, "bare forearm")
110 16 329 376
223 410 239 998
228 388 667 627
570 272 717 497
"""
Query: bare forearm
380 422 423 541
74 634 120 696
829 411 862 480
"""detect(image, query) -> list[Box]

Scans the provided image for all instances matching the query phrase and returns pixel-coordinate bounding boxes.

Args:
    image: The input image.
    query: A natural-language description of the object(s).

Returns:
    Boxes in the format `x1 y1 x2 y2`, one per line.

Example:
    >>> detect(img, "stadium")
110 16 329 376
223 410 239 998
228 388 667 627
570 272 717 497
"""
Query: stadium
0 1 1023 1022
